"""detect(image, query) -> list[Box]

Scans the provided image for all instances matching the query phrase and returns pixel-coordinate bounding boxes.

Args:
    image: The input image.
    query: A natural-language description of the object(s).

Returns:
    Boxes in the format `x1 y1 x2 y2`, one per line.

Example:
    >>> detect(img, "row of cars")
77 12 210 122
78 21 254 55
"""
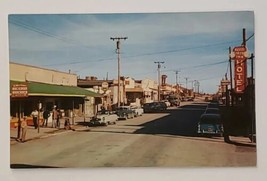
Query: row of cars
197 101 224 137
89 106 144 126
143 98 181 113
89 100 173 126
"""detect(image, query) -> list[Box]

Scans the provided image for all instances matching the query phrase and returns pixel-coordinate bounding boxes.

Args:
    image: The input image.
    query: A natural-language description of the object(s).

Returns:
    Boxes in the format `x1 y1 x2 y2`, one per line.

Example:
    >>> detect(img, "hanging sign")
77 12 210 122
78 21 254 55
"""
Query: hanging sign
233 46 248 93
11 84 28 98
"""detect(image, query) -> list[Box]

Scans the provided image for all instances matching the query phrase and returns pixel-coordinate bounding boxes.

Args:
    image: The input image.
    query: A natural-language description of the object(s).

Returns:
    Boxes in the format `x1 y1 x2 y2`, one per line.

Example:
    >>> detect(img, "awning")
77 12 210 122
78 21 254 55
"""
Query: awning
10 80 102 97
126 87 143 93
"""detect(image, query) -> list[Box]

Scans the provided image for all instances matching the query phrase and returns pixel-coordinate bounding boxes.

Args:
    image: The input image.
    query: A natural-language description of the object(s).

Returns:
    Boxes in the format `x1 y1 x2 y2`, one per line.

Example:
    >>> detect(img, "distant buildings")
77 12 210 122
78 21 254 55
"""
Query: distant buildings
10 62 194 126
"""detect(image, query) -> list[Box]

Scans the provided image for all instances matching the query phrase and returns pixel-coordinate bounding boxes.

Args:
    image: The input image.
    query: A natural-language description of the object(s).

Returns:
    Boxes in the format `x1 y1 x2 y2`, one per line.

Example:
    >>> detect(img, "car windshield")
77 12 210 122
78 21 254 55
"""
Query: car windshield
200 114 221 124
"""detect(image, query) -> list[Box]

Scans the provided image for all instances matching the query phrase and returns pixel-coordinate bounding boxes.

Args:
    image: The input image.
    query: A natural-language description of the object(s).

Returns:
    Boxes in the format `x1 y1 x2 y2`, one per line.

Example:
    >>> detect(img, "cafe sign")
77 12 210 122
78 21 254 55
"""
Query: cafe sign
233 46 248 93
11 84 28 98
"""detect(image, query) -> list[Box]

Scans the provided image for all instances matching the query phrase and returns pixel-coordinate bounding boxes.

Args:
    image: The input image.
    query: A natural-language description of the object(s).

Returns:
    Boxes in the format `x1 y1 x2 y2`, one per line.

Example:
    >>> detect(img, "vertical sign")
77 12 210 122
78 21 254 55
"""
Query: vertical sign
233 46 248 93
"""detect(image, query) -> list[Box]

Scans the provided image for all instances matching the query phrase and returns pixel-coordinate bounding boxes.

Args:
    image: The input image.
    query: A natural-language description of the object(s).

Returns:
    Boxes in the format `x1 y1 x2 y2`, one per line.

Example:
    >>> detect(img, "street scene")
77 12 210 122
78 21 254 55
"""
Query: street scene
9 12 255 168
10 99 256 168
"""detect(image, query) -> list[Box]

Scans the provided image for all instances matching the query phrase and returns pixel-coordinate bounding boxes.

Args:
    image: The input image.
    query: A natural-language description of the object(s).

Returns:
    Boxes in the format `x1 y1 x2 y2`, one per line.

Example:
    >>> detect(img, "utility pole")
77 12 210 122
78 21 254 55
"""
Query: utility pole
154 61 164 102
229 47 234 106
184 77 189 90
174 70 180 96
110 37 128 107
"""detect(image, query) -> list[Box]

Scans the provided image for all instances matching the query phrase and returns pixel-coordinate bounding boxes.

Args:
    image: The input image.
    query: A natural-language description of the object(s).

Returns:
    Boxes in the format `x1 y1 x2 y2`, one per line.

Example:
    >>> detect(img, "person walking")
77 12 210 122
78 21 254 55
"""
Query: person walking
42 109 50 127
52 108 58 128
31 109 38 129
20 116 28 142
56 109 61 128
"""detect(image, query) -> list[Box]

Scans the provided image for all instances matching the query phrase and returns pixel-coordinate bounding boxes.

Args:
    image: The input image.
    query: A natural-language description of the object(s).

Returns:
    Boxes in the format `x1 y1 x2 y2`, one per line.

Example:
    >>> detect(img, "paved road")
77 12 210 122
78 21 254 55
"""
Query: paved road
10 101 256 168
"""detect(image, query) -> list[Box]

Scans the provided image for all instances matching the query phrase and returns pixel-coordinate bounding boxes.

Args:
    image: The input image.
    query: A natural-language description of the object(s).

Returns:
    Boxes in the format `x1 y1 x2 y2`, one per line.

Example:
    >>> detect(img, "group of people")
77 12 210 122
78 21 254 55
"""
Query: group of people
18 107 67 143
30 107 61 129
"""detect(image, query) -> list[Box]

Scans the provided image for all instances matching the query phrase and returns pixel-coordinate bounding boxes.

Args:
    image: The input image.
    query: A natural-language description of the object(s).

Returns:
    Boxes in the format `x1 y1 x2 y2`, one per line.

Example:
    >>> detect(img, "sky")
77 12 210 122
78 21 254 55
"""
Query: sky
8 11 254 93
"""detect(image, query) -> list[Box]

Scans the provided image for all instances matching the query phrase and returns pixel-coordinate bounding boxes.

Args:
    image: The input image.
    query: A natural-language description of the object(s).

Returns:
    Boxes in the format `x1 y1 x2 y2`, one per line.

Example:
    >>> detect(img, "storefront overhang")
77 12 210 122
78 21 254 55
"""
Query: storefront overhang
126 87 143 93
10 80 102 98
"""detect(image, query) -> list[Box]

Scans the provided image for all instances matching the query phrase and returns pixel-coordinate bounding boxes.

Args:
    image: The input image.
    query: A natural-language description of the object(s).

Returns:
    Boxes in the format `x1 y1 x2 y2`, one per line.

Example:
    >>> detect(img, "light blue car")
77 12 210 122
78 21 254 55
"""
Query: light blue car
197 113 224 136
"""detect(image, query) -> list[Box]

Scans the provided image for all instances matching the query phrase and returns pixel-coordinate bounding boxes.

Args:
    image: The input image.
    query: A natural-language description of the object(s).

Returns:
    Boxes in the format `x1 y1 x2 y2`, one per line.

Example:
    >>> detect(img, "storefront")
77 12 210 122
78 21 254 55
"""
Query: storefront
10 80 102 127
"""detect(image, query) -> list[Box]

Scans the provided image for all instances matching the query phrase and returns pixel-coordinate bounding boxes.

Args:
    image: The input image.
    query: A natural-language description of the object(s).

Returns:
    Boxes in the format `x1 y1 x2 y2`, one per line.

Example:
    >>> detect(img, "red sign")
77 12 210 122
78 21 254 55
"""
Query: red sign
11 84 28 97
233 46 247 93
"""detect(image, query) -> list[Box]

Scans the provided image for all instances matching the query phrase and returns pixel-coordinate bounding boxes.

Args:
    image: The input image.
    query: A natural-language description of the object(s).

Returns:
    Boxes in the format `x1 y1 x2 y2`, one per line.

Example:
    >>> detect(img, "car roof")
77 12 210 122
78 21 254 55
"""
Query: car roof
200 113 221 123
205 108 219 111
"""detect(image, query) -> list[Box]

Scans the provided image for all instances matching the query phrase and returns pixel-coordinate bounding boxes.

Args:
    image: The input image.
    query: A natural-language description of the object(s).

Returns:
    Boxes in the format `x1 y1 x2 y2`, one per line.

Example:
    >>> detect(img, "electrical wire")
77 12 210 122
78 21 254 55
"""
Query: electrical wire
10 17 244 67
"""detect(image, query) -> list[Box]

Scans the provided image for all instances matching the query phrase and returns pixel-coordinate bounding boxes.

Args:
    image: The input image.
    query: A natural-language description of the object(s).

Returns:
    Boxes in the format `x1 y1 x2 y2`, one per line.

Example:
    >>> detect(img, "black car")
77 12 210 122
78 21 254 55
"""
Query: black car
116 106 135 120
207 102 220 109
143 102 167 113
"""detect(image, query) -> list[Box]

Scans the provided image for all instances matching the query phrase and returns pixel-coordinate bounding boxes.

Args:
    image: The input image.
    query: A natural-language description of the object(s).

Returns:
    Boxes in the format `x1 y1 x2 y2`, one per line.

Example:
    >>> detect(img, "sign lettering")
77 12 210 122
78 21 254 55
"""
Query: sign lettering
233 46 247 93
11 84 28 97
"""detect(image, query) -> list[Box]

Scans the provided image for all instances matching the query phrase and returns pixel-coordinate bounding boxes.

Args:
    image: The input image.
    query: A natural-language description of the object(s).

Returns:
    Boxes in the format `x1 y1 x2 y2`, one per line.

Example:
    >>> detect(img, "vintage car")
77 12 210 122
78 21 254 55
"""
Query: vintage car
116 106 135 120
197 113 224 136
143 102 167 113
130 106 144 117
204 108 220 115
89 111 118 126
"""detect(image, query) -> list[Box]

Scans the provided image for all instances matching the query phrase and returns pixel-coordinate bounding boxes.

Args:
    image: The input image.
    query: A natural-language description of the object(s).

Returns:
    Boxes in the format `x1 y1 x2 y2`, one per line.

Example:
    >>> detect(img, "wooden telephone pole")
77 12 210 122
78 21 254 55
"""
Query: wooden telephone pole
110 37 128 107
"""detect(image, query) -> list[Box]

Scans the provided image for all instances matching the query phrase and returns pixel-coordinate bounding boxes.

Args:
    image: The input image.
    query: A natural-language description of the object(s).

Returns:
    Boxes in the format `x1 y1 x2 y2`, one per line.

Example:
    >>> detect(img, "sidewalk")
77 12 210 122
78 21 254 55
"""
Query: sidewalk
10 118 91 145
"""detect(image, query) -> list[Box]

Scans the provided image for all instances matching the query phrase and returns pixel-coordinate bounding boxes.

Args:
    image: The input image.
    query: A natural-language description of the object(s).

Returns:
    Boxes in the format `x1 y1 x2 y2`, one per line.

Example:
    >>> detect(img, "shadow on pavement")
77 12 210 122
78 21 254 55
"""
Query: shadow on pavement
133 104 205 137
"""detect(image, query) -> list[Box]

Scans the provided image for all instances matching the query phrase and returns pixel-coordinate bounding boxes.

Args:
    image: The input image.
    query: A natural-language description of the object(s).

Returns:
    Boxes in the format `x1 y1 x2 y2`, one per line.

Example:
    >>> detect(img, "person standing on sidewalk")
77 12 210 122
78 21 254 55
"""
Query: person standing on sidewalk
52 108 58 128
20 116 28 142
42 109 50 127
56 109 61 128
31 109 38 129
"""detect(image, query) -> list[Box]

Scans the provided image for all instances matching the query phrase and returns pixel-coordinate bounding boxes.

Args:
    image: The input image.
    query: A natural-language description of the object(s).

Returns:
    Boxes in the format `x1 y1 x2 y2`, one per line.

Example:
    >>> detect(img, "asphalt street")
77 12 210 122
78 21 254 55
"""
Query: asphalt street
10 101 256 168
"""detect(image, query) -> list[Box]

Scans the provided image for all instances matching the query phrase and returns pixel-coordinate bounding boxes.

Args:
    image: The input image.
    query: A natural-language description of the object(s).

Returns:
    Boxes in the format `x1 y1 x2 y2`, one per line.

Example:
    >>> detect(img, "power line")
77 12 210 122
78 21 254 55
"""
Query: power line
162 60 227 73
10 18 245 67
9 18 94 50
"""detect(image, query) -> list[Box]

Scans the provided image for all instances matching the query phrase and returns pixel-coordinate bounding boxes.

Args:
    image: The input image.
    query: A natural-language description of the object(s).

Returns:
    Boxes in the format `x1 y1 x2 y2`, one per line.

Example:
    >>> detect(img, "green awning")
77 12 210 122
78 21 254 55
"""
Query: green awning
10 80 102 97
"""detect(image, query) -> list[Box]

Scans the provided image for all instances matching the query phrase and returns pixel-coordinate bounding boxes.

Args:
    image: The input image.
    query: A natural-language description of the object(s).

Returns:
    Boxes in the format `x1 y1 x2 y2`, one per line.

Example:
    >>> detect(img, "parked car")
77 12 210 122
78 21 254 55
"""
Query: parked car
143 102 167 113
197 113 224 136
116 106 135 120
162 100 171 107
130 106 144 117
168 98 180 106
187 97 194 101
89 111 118 126
204 108 220 115
207 102 220 109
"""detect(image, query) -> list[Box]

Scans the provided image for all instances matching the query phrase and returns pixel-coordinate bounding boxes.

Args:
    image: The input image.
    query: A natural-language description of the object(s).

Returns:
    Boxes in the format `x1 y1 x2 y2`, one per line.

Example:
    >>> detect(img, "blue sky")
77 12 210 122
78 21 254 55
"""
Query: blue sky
8 11 254 93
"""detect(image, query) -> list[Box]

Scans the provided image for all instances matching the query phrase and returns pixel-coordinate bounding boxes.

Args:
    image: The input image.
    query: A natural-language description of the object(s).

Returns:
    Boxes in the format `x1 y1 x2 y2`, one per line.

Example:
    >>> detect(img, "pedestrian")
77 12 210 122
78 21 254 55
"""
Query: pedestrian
64 118 71 130
31 109 38 129
56 109 61 128
52 108 58 128
20 116 28 143
42 109 50 127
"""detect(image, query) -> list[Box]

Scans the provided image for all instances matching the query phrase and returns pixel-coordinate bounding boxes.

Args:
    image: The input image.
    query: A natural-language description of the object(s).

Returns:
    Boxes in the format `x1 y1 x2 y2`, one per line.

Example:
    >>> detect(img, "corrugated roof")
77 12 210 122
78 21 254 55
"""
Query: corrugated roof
10 80 102 97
